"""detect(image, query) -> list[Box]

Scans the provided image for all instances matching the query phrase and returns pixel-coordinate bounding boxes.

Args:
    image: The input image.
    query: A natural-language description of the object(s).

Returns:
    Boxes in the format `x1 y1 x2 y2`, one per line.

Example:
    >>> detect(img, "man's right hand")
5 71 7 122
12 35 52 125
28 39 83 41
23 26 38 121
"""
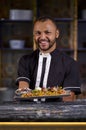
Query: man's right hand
19 81 29 90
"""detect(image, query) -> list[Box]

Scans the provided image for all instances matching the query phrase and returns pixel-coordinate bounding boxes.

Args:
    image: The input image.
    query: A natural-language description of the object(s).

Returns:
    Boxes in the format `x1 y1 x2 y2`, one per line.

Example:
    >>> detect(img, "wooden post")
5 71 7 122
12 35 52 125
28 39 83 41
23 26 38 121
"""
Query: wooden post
32 0 37 50
73 0 78 61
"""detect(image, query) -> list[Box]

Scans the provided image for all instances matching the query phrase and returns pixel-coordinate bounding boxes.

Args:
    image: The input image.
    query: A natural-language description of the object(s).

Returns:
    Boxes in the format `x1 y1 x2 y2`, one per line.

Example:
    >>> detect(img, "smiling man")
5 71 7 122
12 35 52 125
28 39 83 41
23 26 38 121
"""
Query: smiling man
33 18 59 53
16 16 81 101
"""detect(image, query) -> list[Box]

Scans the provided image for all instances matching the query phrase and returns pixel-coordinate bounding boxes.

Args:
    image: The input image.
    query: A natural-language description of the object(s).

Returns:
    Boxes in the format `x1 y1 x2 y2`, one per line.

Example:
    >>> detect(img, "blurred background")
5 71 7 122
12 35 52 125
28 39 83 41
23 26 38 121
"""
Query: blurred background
0 0 86 102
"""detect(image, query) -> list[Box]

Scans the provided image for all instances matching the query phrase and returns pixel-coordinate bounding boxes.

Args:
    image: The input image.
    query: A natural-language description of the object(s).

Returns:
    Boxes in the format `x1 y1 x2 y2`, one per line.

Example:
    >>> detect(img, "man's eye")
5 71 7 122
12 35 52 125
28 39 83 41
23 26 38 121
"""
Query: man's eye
45 31 51 34
35 32 41 36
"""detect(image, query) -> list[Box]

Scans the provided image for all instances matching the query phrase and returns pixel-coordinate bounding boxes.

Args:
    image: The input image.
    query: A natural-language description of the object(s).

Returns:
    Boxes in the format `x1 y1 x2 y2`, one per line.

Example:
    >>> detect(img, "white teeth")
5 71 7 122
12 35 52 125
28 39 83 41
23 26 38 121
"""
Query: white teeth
41 41 48 44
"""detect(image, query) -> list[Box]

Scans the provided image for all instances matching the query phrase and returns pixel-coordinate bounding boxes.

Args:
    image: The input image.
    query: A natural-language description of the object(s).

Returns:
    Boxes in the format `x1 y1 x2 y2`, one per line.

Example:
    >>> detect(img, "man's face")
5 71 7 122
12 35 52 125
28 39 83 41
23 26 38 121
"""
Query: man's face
33 20 59 52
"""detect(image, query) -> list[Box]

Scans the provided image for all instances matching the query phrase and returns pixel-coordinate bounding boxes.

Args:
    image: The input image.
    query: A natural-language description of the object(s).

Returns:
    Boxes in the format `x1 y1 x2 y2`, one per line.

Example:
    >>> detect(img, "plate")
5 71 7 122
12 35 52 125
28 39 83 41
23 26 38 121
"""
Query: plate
14 92 70 101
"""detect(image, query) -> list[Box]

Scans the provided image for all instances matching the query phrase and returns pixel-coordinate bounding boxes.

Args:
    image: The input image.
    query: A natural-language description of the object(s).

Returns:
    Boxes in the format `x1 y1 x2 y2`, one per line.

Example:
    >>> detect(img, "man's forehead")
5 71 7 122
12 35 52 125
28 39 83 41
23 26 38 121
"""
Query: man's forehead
34 20 56 30
35 20 55 26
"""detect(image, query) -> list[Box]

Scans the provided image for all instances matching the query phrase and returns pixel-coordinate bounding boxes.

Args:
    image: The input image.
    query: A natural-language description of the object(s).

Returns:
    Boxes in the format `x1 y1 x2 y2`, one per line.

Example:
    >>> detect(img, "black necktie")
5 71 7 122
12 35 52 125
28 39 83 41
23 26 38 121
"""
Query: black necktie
40 57 47 87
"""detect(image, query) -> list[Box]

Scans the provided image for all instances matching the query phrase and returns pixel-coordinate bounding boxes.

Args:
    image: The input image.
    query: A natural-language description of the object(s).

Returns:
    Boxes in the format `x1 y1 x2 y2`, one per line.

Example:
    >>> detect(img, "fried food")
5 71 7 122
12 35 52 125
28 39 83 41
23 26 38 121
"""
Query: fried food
21 86 66 98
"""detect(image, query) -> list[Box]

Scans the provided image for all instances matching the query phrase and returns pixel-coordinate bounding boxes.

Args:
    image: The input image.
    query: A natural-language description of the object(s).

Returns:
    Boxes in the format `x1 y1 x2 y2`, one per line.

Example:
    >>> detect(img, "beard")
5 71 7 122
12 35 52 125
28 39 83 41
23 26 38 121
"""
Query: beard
35 38 56 51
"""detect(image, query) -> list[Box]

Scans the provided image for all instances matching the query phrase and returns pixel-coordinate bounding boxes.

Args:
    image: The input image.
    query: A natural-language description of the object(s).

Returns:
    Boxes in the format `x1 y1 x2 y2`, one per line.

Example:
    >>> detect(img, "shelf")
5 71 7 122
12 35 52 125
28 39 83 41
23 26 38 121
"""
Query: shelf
0 48 74 52
55 18 73 22
78 19 86 22
78 48 86 52
0 47 74 53
0 48 33 51
0 18 74 23
0 19 33 23
59 48 74 52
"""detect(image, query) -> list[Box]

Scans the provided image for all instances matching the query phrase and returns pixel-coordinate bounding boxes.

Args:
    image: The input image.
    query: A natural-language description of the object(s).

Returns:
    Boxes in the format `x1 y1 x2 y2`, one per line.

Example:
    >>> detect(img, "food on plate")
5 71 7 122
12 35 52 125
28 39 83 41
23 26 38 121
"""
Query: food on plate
21 86 68 98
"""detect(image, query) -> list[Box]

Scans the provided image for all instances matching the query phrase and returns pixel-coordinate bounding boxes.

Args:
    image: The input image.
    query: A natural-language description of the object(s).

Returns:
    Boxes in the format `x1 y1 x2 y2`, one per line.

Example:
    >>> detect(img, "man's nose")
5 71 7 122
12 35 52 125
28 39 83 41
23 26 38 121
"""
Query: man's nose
40 33 46 39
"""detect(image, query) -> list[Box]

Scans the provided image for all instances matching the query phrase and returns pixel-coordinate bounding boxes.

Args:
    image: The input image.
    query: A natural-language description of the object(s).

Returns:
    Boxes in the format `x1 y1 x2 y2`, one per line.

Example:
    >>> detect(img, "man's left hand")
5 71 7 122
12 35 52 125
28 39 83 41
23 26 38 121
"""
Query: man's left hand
62 91 76 102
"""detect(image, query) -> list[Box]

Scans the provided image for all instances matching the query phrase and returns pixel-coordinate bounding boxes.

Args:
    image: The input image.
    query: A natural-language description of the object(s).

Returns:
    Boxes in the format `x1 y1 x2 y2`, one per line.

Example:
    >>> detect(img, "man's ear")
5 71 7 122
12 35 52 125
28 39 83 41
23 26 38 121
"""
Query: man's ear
56 30 59 38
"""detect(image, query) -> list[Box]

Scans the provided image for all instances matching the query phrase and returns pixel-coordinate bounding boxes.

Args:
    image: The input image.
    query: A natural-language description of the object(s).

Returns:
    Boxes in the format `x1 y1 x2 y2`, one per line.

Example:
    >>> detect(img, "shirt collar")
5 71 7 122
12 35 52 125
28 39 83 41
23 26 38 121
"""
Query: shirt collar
38 48 59 57
39 52 50 58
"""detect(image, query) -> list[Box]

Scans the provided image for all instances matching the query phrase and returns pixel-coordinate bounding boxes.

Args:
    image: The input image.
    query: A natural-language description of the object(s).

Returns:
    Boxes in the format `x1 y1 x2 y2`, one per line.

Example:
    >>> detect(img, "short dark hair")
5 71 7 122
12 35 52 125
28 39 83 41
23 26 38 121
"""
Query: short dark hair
34 16 57 29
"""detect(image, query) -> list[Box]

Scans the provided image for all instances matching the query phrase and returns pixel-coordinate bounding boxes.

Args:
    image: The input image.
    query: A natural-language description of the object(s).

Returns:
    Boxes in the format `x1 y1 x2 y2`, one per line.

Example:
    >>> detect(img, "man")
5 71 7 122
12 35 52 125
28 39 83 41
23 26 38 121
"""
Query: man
16 16 81 101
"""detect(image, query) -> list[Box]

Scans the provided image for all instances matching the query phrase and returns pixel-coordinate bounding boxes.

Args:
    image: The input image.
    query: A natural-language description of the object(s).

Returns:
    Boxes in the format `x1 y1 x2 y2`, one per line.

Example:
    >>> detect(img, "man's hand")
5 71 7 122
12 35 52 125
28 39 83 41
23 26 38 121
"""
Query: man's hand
19 81 29 90
62 91 76 102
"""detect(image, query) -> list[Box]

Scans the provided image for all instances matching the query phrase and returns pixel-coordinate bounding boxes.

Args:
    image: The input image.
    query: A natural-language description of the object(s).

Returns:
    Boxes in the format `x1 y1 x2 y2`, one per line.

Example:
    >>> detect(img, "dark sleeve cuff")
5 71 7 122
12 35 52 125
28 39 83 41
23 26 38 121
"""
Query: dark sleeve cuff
63 86 81 95
15 77 30 85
